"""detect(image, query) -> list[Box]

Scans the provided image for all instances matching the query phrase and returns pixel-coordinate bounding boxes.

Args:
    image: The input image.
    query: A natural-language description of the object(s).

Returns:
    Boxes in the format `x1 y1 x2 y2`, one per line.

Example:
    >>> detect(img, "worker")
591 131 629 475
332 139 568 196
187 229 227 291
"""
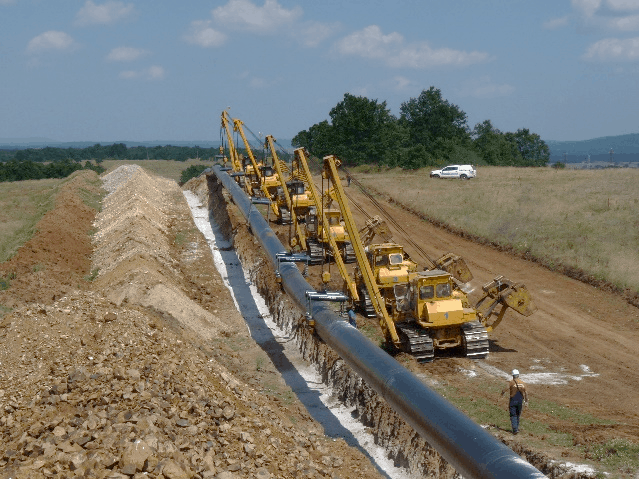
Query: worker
501 369 528 435
346 173 352 187
347 308 357 328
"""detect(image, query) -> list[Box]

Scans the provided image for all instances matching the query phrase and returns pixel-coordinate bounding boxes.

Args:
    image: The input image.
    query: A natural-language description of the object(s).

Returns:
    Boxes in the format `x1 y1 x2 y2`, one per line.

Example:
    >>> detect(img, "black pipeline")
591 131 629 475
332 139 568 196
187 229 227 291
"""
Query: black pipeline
208 165 544 479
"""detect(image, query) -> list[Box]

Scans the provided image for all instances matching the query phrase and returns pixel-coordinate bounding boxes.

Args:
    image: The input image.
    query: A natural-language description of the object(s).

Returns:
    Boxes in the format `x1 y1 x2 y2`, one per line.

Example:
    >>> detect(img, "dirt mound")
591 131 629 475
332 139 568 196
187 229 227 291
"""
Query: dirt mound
0 170 101 307
91 166 242 341
0 167 385 478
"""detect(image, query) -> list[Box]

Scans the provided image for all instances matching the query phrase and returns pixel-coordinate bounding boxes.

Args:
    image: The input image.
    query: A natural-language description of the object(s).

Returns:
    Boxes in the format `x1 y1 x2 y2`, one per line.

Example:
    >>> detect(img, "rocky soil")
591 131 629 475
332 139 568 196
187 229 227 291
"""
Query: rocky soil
0 167 385 479
3 162 635 478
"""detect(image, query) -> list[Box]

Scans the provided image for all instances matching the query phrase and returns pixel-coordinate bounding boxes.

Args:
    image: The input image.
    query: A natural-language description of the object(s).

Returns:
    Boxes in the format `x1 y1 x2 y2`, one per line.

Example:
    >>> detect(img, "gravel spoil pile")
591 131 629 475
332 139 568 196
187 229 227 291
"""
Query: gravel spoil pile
0 166 384 479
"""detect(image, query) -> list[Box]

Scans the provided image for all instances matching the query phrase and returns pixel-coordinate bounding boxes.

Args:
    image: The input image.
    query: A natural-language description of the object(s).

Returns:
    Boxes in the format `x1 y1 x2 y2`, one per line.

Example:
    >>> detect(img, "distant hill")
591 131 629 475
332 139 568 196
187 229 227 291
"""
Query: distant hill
548 133 639 163
0 137 58 145
0 140 222 150
0 138 294 151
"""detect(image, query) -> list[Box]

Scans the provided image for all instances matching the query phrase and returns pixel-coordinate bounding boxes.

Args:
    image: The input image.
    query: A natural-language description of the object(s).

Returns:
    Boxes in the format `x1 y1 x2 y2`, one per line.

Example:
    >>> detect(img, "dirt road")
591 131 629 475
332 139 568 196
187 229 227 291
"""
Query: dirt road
344 179 639 444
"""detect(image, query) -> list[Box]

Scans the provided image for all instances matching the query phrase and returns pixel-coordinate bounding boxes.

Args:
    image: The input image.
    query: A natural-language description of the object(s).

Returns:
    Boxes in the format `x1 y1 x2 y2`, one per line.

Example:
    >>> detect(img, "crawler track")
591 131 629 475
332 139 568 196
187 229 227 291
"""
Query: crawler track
357 287 377 317
461 320 489 359
397 322 435 362
342 242 356 263
306 239 324 265
279 207 292 224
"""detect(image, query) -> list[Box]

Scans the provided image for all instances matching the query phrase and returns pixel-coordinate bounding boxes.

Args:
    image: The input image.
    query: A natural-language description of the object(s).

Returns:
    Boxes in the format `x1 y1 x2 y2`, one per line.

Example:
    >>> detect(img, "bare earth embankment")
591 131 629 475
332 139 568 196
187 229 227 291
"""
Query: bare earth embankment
344 169 639 473
353 166 639 302
2 163 638 478
0 167 384 479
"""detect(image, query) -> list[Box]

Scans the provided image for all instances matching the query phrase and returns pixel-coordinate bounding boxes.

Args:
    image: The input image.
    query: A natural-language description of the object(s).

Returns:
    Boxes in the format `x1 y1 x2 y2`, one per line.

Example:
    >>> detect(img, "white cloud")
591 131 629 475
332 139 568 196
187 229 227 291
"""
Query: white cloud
147 65 165 79
336 25 403 58
106 46 147 62
571 0 639 30
349 85 370 97
212 0 302 34
334 25 489 68
183 20 227 48
184 0 332 48
572 0 602 17
543 16 570 29
250 77 267 88
583 36 639 60
297 21 339 47
119 65 165 80
391 76 413 90
606 0 639 11
75 0 135 26
459 76 515 98
608 13 639 29
27 31 76 54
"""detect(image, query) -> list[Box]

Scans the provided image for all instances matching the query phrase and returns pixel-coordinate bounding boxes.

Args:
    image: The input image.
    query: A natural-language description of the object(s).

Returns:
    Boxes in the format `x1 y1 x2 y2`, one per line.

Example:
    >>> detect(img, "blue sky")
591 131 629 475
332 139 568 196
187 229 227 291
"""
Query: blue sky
1 0 638 144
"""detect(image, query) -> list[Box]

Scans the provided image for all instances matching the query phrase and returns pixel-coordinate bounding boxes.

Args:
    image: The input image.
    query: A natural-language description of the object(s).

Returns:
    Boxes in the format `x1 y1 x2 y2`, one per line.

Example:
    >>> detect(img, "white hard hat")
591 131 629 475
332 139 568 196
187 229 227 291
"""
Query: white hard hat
512 369 520 376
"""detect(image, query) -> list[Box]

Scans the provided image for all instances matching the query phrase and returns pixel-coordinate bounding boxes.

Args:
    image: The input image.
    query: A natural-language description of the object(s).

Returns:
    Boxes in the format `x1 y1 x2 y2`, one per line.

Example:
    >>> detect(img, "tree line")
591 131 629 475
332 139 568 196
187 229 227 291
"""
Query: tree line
292 87 549 168
0 159 105 182
0 143 220 163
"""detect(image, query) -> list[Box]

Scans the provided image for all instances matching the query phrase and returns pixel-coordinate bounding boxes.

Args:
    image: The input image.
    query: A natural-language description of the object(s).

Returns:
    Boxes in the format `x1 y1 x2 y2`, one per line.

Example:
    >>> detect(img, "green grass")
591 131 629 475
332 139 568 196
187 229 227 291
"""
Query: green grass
528 399 616 426
0 178 60 263
0 276 12 290
431 380 622 454
84 268 99 282
0 170 104 265
429 376 639 477
358 321 385 346
78 185 104 211
175 228 197 246
256 356 265 371
100 159 216 182
357 167 639 294
0 304 11 320
586 438 639 477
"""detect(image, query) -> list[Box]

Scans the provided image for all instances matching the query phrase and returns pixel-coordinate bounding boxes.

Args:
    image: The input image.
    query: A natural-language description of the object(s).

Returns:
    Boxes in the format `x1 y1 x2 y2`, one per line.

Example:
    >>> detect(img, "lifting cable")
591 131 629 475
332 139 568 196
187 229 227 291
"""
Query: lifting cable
335 161 439 268
346 170 438 267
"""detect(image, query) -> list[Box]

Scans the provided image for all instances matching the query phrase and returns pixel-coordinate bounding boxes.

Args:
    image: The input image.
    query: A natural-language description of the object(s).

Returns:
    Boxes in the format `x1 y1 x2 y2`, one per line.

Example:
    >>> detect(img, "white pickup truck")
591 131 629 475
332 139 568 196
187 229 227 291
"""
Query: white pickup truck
430 164 476 179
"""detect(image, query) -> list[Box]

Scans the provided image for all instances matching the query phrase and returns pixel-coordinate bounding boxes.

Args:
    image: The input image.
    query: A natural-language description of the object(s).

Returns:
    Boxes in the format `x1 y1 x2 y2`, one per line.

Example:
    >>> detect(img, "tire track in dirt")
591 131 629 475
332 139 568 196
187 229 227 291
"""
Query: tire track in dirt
343 180 639 442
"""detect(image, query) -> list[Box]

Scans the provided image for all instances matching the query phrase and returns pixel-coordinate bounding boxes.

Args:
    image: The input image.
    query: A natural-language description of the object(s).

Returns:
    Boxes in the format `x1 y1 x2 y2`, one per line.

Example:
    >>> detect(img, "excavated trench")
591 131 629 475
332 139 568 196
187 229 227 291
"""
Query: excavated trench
202 175 591 479
204 176 452 478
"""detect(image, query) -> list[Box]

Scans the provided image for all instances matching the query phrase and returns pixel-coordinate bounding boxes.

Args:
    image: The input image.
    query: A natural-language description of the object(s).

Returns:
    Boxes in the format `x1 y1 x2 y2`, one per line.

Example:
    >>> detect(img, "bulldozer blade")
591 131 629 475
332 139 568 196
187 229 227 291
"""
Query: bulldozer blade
435 253 474 283
482 276 537 317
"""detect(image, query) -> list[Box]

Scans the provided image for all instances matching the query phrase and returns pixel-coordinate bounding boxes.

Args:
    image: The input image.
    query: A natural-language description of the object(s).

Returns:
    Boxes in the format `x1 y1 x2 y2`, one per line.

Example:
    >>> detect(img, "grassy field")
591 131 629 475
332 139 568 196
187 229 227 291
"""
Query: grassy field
0 159 211 264
354 166 639 294
100 158 215 182
433 378 639 477
0 177 60 263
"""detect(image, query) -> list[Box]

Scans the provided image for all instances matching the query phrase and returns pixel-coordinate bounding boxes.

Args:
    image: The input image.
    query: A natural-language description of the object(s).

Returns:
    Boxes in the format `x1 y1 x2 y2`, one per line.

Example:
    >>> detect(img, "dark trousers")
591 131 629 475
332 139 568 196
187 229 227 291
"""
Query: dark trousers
509 400 523 433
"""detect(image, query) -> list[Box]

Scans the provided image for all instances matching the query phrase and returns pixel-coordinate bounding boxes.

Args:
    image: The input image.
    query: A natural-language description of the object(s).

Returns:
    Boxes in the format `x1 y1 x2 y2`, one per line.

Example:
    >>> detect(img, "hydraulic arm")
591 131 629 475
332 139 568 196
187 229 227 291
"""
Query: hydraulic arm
321 155 401 346
220 110 243 174
295 149 359 301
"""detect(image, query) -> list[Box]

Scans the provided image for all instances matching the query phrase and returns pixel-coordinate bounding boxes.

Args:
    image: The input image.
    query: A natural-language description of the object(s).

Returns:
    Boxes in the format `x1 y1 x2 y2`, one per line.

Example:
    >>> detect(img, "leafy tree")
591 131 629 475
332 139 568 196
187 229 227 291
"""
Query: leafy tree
472 120 515 165
84 161 106 174
327 93 398 165
504 129 549 166
292 120 333 158
179 164 209 185
294 94 399 165
107 143 127 158
399 87 471 160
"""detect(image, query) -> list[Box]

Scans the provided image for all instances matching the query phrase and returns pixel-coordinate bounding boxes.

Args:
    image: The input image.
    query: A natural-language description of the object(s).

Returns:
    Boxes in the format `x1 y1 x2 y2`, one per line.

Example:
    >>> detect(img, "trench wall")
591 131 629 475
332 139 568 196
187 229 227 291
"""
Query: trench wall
205 175 589 479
